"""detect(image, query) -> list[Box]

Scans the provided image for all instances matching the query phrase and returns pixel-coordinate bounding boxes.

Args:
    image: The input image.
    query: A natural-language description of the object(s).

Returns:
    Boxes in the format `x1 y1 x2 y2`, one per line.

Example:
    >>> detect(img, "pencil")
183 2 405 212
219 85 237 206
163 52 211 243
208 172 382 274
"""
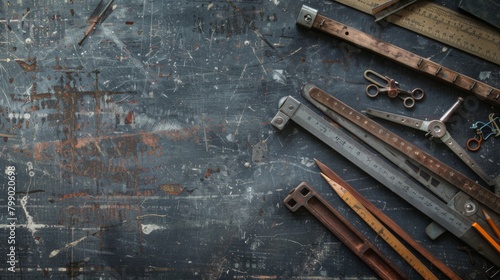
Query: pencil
482 209 500 239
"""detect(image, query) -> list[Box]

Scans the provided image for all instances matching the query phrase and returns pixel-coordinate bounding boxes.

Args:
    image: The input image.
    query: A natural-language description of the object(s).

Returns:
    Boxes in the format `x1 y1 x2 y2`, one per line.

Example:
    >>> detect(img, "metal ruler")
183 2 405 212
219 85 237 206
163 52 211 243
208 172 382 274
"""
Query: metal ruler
366 107 500 193
307 86 500 215
322 174 438 280
272 95 470 235
297 5 500 108
317 159 461 280
333 0 500 65
271 93 500 267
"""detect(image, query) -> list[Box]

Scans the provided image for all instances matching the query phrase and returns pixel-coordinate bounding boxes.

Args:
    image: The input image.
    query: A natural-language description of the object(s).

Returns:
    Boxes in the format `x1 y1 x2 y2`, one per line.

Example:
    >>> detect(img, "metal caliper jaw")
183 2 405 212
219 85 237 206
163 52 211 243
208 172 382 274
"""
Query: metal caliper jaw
271 96 299 130
271 92 500 267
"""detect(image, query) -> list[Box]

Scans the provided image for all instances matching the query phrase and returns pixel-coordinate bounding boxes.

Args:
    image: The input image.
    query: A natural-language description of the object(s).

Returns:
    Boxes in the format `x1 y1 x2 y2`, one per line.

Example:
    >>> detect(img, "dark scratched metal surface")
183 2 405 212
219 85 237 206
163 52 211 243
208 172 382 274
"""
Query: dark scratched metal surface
0 0 499 279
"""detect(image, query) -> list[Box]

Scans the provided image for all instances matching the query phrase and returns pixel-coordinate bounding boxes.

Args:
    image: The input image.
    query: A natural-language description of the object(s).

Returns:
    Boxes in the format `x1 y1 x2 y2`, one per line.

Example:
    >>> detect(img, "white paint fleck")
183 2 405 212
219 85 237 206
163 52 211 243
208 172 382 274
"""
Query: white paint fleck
226 133 235 142
479 71 491 81
20 196 38 236
272 69 286 85
243 187 255 202
269 0 280 5
49 236 87 258
300 157 315 167
141 224 164 235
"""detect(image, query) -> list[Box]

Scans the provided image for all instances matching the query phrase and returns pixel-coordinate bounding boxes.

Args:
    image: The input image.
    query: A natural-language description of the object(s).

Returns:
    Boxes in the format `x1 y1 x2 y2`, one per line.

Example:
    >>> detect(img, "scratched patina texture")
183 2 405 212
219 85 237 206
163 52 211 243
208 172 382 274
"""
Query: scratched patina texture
0 0 499 279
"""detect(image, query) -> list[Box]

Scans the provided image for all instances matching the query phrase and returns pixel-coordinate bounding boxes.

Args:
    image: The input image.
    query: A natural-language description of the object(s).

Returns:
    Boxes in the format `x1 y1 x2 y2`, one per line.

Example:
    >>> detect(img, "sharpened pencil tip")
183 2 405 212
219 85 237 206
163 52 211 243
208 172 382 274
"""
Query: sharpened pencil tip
482 209 490 219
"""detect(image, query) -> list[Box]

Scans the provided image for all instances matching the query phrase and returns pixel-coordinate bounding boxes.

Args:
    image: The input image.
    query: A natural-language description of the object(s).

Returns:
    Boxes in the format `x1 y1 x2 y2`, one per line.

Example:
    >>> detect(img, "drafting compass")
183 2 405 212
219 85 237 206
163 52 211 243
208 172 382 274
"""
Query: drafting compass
271 84 500 267
365 104 500 195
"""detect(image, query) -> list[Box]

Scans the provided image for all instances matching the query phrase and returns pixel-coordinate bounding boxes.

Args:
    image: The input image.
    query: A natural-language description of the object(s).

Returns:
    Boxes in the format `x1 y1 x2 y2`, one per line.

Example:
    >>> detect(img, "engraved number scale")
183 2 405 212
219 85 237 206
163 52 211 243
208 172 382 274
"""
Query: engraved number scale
296 5 500 108
321 174 438 280
271 96 470 237
333 0 500 66
271 92 500 267
365 105 499 191
308 86 500 216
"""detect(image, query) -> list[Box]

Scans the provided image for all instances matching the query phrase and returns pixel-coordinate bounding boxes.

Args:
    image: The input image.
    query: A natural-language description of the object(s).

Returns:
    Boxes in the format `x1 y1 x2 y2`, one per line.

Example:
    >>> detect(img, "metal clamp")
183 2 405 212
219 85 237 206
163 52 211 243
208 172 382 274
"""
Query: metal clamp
296 5 317 28
363 70 424 108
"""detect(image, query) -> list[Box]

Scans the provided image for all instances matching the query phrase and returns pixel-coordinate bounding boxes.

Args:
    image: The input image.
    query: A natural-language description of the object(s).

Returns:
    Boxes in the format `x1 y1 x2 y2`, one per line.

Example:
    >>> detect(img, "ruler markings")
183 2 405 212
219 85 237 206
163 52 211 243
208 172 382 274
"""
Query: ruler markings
334 0 500 65
324 174 438 280
272 94 500 266
273 96 470 236
298 5 500 107
309 86 500 214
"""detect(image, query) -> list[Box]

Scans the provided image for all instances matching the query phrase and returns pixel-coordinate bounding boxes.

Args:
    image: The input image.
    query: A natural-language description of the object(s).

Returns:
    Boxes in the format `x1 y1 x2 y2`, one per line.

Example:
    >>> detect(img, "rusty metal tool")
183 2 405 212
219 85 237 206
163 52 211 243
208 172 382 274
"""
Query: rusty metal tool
296 5 500 107
283 182 408 280
320 173 439 280
271 86 500 266
371 0 418 22
78 0 115 45
302 83 500 263
300 84 500 234
332 1 500 66
365 104 500 194
316 159 462 280
305 84 500 216
459 0 500 30
486 265 500 278
364 70 424 108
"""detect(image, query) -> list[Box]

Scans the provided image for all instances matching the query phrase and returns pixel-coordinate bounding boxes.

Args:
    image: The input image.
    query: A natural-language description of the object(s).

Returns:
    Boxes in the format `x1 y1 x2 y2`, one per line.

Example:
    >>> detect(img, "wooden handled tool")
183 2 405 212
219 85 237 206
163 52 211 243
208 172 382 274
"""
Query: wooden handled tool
296 5 500 108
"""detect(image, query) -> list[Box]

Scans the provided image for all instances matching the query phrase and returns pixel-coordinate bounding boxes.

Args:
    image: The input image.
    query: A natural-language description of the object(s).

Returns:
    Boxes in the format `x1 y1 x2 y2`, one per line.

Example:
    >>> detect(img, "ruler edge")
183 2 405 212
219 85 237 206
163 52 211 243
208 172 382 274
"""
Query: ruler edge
307 85 500 214
274 95 472 236
333 0 500 65
272 94 500 267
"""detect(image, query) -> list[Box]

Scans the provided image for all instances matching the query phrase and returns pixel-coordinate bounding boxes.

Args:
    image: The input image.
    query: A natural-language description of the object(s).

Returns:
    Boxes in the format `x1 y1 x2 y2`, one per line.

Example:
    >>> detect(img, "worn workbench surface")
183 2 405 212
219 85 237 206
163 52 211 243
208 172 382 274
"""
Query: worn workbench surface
1 0 499 279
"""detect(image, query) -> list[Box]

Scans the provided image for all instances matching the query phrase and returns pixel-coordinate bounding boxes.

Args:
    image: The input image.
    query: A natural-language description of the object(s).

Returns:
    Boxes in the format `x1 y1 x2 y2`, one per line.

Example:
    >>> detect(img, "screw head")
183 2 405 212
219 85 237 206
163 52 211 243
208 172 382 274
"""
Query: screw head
274 117 284 125
304 14 312 22
464 202 476 213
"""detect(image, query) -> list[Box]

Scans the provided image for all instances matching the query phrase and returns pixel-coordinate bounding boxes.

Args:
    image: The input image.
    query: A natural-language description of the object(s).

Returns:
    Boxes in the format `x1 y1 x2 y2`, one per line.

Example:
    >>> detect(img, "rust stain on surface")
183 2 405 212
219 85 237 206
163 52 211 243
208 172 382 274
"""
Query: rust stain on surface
159 184 184 195
15 58 38 72
204 168 220 179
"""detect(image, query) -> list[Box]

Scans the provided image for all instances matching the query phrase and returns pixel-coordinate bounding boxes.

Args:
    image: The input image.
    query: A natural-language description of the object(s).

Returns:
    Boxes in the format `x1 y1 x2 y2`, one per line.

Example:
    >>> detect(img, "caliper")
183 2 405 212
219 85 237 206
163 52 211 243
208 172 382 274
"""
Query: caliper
271 84 500 266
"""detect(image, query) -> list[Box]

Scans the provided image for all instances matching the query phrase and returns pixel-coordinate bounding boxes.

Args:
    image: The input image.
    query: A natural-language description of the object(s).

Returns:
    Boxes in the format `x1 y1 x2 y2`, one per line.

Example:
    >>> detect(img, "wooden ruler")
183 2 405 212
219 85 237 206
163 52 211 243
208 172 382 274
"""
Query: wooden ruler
296 5 500 107
321 173 438 280
308 85 500 214
315 159 461 280
333 0 500 65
